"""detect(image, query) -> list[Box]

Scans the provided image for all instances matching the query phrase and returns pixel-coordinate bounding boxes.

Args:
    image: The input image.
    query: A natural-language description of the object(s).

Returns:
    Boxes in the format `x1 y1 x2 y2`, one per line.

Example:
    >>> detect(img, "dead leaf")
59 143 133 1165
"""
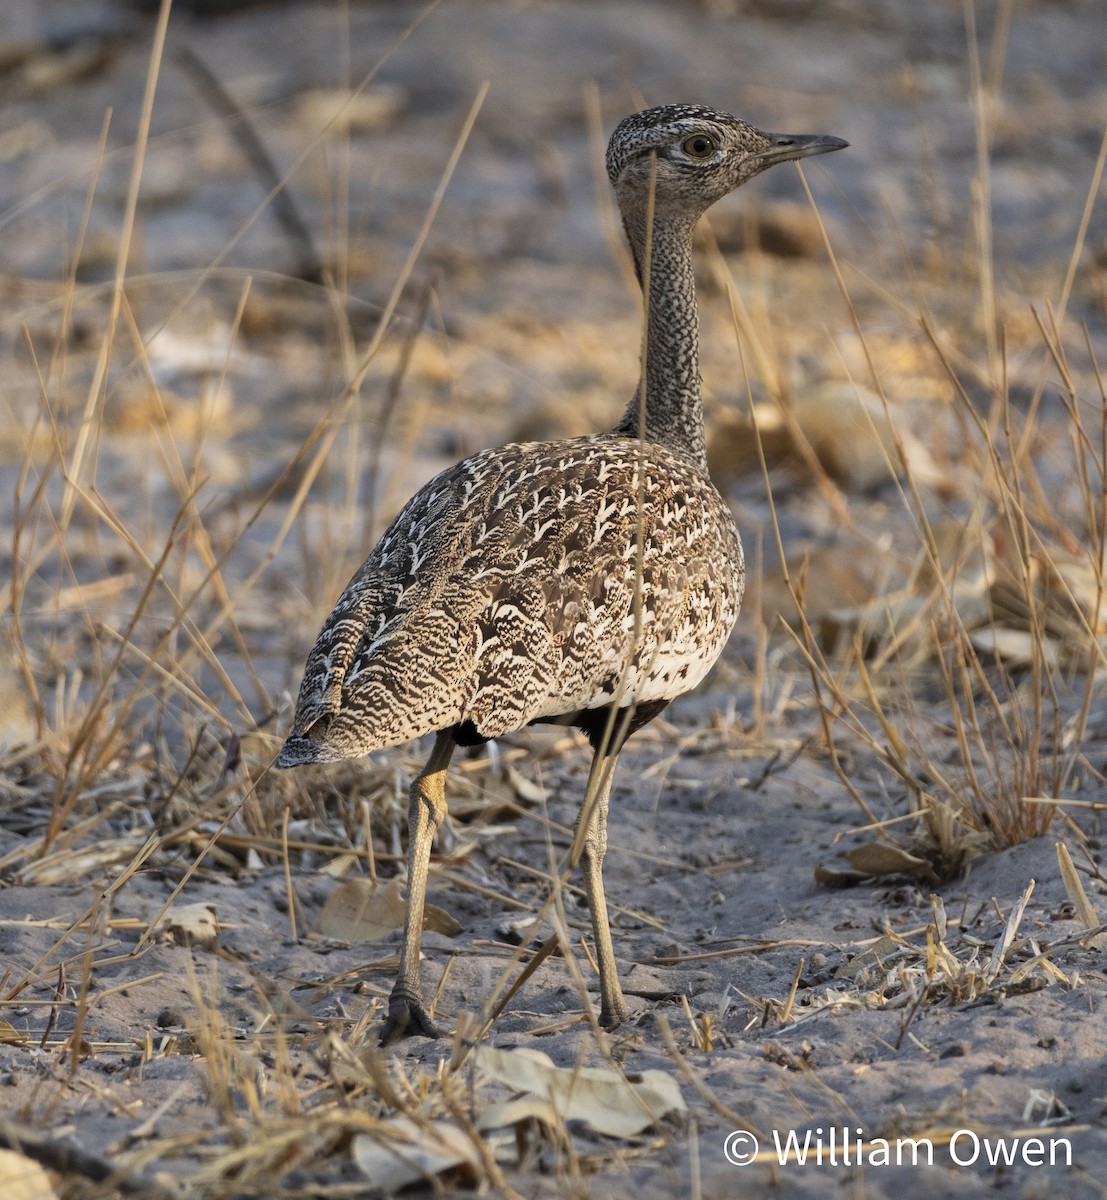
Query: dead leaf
703 198 829 259
20 42 118 94
504 764 549 804
989 545 1107 644
789 382 903 491
0 632 36 750
0 1149 58 1200
846 842 939 883
316 878 460 944
295 84 406 135
159 902 219 948
476 1095 564 1134
471 1044 685 1137
754 540 898 644
813 863 868 887
0 1020 29 1045
710 383 940 494
969 626 1063 671
350 1118 480 1193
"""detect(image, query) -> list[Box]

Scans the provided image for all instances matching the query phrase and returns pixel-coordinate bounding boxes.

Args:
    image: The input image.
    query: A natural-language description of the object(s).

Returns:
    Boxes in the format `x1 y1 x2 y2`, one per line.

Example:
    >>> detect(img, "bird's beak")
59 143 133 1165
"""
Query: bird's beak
752 131 849 168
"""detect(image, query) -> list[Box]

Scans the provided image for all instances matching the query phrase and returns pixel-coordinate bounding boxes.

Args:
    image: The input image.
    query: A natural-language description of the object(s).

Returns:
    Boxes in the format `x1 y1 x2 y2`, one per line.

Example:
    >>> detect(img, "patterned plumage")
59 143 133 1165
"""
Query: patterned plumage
277 104 847 1040
278 439 741 759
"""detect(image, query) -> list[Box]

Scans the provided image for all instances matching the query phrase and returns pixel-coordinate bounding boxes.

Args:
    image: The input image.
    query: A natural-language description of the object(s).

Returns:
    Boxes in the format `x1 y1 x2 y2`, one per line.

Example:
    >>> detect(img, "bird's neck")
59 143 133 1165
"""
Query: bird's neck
614 207 706 470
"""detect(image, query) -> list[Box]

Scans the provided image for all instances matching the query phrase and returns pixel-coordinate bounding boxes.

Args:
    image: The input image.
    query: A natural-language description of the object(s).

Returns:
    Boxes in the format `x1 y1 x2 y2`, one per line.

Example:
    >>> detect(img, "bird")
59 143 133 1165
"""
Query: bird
276 103 847 1042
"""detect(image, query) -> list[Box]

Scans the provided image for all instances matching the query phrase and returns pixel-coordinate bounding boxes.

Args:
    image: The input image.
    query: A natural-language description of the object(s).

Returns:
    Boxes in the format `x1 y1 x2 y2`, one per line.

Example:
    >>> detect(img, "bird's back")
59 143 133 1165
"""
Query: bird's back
277 432 743 766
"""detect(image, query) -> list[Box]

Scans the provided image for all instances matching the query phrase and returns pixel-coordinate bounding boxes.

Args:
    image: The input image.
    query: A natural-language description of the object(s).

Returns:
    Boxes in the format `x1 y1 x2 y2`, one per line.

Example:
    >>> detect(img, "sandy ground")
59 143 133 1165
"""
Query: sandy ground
1 0 1106 1197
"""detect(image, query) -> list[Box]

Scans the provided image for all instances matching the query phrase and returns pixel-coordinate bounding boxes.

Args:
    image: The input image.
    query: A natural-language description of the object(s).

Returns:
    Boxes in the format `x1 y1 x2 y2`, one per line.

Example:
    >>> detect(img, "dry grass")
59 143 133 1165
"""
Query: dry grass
729 39 1107 883
1 1 1105 1196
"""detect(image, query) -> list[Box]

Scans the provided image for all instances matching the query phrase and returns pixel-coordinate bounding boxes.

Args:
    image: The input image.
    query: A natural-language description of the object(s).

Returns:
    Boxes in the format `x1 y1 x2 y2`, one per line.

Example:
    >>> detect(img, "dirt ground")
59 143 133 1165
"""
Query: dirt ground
1 1 1107 1197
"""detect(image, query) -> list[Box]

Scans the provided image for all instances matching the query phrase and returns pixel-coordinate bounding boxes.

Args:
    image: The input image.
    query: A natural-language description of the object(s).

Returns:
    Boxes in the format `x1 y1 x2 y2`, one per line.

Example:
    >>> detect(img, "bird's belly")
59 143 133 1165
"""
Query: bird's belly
559 591 738 710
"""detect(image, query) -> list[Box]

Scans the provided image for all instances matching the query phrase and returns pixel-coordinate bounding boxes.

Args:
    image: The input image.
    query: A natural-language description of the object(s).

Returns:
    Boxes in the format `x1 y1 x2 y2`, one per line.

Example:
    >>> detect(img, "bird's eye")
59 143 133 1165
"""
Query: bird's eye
681 134 716 159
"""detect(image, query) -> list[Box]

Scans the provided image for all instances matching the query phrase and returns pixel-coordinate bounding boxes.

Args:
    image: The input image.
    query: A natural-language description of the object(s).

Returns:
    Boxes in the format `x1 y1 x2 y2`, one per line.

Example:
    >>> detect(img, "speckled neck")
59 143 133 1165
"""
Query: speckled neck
614 204 706 471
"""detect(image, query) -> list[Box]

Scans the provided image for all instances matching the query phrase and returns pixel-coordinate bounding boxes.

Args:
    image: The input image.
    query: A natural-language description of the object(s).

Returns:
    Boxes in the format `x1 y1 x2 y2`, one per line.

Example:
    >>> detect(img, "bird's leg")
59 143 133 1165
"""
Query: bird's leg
571 746 629 1029
380 730 454 1043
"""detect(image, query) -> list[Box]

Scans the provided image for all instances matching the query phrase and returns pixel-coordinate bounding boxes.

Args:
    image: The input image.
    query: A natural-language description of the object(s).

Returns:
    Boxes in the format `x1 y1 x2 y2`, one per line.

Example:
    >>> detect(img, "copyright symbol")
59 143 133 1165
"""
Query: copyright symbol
723 1129 759 1166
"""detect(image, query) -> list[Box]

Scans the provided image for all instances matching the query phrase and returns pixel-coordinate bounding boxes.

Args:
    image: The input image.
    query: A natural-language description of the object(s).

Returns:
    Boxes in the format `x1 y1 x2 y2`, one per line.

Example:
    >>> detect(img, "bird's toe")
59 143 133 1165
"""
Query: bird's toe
379 988 444 1044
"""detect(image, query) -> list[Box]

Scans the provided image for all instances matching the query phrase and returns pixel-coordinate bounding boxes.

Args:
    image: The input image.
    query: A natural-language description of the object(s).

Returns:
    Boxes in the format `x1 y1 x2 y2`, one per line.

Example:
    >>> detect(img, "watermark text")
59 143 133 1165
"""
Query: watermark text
722 1126 1072 1169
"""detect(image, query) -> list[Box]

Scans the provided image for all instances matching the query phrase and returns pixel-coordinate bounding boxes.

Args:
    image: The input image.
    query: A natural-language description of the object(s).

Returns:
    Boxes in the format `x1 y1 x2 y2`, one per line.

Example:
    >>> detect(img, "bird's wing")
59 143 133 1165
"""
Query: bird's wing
281 453 478 749
279 436 741 763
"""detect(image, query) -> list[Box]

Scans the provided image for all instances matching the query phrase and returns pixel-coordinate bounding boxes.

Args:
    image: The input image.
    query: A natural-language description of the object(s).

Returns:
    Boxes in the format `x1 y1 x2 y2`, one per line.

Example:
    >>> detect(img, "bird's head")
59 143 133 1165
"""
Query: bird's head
606 103 847 217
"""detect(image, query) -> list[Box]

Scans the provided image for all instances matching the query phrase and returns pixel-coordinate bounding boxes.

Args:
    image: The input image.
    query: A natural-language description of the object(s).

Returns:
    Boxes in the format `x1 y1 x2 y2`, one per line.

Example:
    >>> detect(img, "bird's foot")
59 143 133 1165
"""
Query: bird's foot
599 993 629 1031
380 986 443 1044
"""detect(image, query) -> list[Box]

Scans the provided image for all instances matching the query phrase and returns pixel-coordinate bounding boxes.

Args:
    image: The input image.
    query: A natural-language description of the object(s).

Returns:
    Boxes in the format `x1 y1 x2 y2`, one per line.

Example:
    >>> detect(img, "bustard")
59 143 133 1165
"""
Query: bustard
277 104 847 1041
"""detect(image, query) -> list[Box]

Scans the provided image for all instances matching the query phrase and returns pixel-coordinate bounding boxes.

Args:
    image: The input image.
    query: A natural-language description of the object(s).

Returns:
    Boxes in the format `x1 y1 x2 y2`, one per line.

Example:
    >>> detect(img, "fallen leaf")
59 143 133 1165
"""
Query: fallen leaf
0 632 36 750
846 842 939 883
476 1095 564 1134
0 1149 58 1200
703 198 829 258
969 626 1063 670
789 382 903 491
295 84 406 135
350 1118 480 1193
159 902 219 948
813 863 868 887
710 383 940 494
316 878 460 943
504 764 549 804
471 1044 685 1137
